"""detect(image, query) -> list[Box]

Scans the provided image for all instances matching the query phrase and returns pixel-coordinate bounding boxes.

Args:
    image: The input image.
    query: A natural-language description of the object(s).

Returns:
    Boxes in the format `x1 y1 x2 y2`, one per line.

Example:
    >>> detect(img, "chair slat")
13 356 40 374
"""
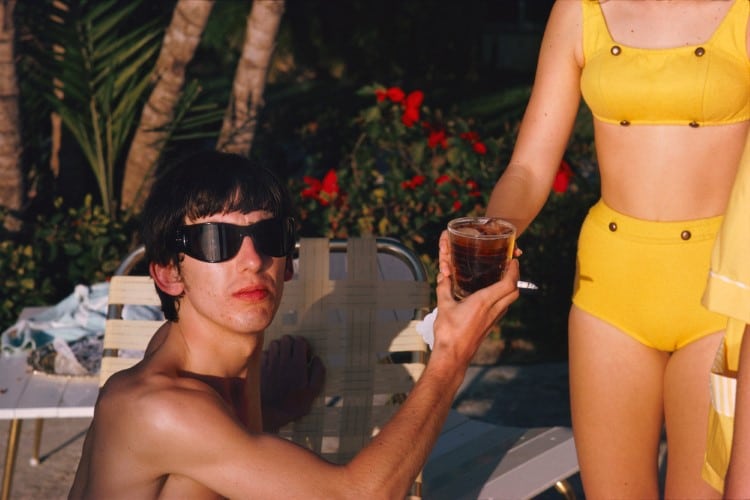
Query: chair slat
102 320 164 350
108 276 160 306
99 358 140 386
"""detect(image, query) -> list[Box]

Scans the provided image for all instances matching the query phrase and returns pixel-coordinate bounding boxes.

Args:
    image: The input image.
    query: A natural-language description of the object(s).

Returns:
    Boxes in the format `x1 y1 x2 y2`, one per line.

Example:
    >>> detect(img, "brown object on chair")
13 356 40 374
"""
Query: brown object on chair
267 238 430 462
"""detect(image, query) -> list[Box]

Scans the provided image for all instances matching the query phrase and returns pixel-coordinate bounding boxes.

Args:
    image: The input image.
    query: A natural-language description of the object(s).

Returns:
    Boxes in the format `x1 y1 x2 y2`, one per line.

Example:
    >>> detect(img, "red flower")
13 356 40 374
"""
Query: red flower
404 90 424 109
401 174 427 190
459 131 487 155
375 87 405 103
321 169 339 195
427 130 448 149
400 90 423 128
460 131 480 142
435 174 452 185
466 179 481 197
301 176 322 200
452 200 462 211
552 160 574 194
387 87 405 103
301 169 340 206
402 106 420 127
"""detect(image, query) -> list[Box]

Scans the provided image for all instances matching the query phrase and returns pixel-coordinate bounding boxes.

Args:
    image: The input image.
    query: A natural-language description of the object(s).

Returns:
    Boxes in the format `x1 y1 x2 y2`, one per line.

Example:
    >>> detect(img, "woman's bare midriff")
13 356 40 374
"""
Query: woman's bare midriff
595 119 750 221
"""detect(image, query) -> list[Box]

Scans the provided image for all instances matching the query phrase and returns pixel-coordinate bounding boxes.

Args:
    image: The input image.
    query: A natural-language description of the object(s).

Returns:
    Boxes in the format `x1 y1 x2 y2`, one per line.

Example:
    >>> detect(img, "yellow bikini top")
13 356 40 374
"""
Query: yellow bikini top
580 0 750 127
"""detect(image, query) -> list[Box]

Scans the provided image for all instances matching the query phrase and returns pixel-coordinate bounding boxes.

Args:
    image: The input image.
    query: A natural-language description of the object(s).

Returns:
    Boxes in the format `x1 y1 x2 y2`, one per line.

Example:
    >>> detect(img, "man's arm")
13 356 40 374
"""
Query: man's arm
140 231 520 499
724 324 750 497
338 232 521 496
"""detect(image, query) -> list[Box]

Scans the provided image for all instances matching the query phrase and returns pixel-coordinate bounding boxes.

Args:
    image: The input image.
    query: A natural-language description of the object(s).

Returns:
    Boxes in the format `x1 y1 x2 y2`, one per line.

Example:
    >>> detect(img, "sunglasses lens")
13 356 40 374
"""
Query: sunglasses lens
250 218 293 257
178 224 241 262
177 218 294 262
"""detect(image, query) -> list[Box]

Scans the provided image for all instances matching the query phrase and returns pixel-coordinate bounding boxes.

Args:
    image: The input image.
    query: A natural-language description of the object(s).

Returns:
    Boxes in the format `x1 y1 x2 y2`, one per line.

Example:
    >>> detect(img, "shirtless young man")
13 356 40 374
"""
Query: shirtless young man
69 151 520 499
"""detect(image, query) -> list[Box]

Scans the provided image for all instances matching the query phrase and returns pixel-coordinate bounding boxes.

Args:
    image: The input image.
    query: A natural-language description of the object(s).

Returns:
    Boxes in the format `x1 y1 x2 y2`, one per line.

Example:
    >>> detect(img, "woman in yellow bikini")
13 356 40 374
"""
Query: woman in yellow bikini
486 0 750 497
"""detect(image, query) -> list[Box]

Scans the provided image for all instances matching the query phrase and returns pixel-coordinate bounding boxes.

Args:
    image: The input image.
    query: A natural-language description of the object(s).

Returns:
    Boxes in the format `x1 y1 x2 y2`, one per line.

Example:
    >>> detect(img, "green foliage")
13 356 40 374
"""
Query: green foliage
0 196 137 331
0 241 56 329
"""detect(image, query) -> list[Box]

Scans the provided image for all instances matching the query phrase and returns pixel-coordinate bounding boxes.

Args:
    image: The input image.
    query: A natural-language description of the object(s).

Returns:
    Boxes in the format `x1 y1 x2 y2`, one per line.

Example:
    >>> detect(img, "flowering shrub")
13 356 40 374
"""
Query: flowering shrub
290 84 598 359
291 83 514 277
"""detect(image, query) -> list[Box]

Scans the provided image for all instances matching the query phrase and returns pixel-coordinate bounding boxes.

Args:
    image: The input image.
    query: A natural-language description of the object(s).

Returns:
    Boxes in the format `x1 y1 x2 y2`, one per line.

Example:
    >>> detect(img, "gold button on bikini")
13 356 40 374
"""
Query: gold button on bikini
620 120 630 127
610 45 621 56
694 47 706 57
689 121 700 128
609 222 617 232
681 230 692 240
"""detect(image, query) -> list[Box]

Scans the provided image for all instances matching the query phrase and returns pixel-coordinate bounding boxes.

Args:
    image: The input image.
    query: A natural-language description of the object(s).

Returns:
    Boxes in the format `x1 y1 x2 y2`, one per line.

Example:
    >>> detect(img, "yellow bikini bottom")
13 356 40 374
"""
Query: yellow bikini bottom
572 200 726 352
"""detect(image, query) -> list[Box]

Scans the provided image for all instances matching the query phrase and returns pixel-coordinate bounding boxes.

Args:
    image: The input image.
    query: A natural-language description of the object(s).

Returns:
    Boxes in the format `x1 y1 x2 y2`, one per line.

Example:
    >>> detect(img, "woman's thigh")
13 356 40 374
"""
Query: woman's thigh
569 305 668 498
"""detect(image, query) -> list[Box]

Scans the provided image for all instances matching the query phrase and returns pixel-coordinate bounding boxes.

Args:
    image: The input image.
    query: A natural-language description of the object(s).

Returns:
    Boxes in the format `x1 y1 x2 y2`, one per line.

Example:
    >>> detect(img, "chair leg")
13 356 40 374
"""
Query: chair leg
554 479 576 500
30 419 44 466
2 419 22 500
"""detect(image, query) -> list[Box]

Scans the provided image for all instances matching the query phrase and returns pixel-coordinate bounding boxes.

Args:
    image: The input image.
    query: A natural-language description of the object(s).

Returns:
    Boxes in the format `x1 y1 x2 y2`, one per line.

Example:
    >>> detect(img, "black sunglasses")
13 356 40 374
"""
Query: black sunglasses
175 217 296 263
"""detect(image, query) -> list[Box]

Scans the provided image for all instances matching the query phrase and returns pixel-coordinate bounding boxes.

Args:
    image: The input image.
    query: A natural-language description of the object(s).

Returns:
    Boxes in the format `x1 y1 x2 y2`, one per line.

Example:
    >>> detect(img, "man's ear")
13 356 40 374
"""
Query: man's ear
284 255 294 281
150 261 185 296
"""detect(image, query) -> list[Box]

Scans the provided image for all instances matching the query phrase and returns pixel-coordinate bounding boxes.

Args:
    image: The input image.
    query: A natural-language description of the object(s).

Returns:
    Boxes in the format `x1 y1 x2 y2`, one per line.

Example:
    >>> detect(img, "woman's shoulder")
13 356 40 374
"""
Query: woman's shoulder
552 0 588 12
542 0 584 64
548 0 585 34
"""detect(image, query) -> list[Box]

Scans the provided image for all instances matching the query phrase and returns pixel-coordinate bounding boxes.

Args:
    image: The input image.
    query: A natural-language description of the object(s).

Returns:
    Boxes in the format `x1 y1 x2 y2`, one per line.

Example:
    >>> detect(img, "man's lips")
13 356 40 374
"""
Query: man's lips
233 285 271 301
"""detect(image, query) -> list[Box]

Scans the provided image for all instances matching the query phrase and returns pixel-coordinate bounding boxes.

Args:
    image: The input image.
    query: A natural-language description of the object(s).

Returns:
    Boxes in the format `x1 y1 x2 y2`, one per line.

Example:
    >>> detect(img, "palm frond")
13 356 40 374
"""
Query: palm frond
30 0 167 213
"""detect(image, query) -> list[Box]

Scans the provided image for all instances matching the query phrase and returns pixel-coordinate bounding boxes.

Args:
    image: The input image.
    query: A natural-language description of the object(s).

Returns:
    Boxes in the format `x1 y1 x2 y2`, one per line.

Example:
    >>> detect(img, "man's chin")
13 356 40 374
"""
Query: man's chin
234 308 277 333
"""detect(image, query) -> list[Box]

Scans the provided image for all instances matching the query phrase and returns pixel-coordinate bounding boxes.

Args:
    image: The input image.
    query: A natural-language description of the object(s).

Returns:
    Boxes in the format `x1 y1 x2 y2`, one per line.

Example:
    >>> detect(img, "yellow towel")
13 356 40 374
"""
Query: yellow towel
701 129 750 492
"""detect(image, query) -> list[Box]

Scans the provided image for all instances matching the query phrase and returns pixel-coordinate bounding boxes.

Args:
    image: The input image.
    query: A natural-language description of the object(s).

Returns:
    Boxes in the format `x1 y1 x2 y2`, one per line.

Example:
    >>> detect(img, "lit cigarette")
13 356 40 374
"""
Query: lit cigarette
517 280 539 290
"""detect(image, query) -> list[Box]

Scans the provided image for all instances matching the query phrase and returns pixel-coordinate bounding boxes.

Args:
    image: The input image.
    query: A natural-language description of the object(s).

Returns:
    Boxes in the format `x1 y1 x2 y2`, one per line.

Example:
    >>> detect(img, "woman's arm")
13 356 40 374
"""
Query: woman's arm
486 0 584 234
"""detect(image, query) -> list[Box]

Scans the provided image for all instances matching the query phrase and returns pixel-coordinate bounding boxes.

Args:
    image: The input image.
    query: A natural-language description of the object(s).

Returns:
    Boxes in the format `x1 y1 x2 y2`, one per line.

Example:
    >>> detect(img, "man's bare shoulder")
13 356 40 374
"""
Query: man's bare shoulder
96 362 233 436
82 362 252 493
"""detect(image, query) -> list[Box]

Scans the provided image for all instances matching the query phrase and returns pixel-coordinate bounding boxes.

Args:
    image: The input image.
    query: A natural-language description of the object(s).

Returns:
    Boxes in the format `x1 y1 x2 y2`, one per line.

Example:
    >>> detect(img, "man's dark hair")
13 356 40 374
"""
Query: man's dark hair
141 151 294 321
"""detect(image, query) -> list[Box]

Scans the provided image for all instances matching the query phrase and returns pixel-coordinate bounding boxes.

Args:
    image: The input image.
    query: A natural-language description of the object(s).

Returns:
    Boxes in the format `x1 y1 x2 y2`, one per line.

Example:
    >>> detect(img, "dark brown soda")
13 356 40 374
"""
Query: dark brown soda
451 224 514 300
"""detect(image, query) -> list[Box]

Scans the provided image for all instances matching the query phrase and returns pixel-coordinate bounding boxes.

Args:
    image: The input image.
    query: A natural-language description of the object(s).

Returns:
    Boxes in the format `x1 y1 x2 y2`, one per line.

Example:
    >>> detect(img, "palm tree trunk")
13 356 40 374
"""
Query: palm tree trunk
0 0 23 230
120 0 215 213
217 0 284 157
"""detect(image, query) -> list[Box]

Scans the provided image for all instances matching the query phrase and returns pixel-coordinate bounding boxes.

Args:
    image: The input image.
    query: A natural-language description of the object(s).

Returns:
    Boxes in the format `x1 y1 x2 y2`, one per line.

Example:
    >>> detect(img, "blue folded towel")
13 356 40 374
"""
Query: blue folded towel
1 282 110 354
1 283 164 375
